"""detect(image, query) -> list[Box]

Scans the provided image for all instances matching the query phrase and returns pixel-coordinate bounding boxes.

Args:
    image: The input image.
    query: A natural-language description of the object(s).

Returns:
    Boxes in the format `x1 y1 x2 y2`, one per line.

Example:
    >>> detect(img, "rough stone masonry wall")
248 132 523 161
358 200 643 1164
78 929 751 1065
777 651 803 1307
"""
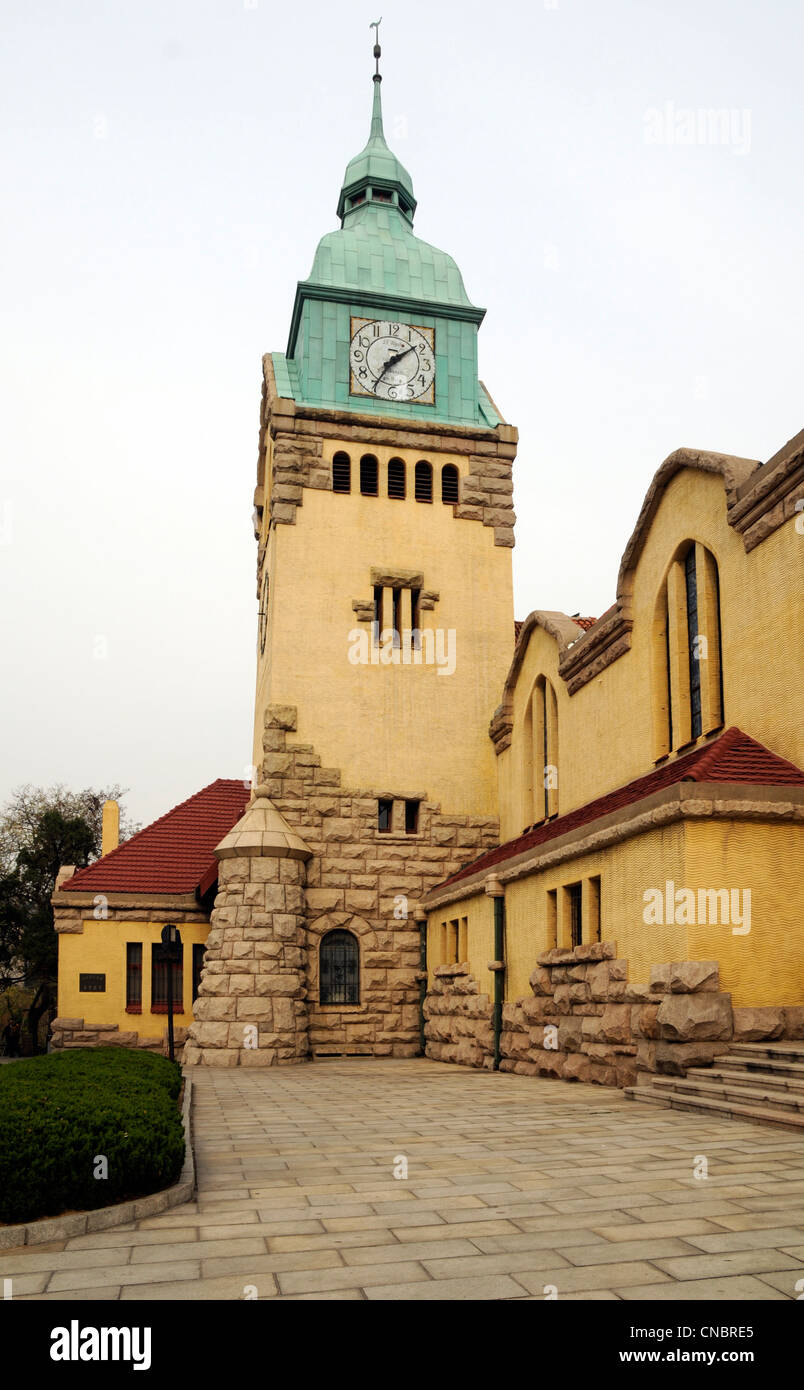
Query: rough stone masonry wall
184 854 308 1068
422 943 804 1087
424 963 494 1069
50 1017 187 1057
260 704 499 1057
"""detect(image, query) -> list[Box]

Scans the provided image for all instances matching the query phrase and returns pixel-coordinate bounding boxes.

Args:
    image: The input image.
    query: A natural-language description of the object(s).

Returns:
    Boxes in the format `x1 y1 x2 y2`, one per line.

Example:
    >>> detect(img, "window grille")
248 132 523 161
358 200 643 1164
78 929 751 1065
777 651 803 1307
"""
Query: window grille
320 930 359 1005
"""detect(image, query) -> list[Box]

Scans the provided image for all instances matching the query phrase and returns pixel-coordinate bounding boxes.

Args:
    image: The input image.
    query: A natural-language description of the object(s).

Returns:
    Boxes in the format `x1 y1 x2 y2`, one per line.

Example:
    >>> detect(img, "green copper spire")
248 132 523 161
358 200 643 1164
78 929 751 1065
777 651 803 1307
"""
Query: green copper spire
337 26 416 225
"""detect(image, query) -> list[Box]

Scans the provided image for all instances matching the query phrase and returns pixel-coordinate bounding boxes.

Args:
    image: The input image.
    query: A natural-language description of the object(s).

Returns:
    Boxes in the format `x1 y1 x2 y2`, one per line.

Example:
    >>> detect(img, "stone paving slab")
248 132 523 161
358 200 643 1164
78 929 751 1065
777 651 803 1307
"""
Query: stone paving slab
6 1057 804 1300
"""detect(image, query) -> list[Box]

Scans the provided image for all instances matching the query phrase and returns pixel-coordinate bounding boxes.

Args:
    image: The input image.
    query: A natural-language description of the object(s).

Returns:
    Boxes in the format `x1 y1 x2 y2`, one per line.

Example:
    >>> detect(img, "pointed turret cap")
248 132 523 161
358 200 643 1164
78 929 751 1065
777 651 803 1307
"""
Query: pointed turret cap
215 787 311 861
337 70 416 224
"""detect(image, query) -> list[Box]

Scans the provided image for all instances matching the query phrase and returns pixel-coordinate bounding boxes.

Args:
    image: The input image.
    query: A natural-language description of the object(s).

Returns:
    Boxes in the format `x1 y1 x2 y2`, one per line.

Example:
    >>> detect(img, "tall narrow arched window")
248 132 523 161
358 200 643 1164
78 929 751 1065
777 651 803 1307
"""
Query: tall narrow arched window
653 541 723 758
332 452 351 493
319 930 359 1005
387 457 406 499
522 675 559 829
684 547 702 740
441 464 459 504
414 460 432 502
360 454 378 496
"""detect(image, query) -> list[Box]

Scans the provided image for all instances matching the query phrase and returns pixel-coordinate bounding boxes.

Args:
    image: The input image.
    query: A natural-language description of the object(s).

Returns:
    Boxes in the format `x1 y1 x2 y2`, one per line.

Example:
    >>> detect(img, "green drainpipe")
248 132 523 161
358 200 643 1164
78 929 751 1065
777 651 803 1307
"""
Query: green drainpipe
485 873 505 1070
414 906 428 1056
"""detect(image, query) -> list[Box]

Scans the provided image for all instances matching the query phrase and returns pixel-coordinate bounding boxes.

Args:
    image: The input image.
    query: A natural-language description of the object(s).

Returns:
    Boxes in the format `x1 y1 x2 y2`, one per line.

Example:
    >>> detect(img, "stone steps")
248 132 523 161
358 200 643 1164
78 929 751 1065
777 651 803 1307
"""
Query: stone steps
701 1066 804 1097
651 1074 804 1113
624 1040 804 1132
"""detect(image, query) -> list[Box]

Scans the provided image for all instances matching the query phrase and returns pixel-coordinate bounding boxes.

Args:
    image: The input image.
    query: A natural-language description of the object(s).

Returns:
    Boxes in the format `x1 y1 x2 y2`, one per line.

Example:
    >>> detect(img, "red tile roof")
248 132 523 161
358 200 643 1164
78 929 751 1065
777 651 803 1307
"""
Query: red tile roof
57 779 249 897
572 615 597 631
437 728 804 892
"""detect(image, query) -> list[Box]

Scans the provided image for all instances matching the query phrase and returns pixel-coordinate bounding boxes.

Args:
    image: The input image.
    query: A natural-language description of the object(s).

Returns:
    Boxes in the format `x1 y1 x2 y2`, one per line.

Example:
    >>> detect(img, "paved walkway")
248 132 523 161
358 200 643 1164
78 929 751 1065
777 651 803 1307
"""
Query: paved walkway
6 1058 804 1300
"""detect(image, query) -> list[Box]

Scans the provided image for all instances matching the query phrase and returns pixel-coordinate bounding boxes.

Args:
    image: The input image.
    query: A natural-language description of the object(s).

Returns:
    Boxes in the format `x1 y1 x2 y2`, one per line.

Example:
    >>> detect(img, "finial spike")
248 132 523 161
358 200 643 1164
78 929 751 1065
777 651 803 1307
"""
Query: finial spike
370 17 382 79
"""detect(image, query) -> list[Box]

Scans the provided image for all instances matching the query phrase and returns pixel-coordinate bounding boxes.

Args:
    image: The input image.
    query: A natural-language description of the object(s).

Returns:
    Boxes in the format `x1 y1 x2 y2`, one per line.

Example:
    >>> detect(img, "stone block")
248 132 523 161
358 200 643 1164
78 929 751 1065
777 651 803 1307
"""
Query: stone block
599 1004 631 1044
306 888 344 912
668 960 719 994
631 1003 660 1039
587 1062 618 1087
265 705 297 731
783 1006 804 1039
732 1006 785 1041
654 1041 730 1075
255 974 303 996
528 966 552 996
656 992 732 1042
191 1022 230 1048
193 997 236 1022
557 1017 584 1052
649 964 670 993
562 1052 592 1083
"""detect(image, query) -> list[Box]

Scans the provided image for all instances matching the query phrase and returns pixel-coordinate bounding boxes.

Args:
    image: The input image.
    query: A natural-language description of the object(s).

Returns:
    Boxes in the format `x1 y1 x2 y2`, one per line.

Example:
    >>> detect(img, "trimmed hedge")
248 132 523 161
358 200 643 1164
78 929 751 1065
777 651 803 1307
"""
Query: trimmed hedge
0 1048 185 1225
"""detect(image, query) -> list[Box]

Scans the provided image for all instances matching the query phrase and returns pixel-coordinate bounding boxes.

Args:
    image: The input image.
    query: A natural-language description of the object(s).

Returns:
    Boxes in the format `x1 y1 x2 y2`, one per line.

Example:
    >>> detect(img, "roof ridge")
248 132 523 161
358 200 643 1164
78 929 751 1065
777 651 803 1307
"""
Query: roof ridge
62 778 247 890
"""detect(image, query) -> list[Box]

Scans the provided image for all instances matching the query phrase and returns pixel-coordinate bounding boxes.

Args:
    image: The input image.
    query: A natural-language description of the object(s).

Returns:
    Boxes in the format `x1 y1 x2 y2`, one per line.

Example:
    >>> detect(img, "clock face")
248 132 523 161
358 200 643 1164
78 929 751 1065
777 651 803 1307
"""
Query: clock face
349 318 435 404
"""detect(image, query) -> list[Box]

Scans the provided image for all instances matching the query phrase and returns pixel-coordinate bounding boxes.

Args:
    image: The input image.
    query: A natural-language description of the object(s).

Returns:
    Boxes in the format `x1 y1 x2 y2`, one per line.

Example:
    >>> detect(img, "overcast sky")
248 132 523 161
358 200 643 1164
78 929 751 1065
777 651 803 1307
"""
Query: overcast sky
1 0 801 829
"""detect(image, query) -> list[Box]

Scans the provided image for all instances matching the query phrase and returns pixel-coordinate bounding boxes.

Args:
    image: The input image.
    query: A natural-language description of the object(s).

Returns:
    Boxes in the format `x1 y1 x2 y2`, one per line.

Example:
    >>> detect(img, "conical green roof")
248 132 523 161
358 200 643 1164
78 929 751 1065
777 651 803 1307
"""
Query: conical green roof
337 75 415 219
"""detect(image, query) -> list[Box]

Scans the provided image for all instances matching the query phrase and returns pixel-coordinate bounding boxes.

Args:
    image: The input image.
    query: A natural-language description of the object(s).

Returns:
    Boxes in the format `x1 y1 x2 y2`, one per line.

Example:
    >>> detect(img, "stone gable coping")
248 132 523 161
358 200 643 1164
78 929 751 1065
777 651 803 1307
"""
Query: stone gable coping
490 611 599 752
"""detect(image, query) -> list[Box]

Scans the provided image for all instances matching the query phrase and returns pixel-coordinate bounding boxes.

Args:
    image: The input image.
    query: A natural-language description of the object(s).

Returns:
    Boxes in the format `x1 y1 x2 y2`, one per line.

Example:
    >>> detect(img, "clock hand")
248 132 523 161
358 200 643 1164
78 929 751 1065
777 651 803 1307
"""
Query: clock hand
376 344 415 383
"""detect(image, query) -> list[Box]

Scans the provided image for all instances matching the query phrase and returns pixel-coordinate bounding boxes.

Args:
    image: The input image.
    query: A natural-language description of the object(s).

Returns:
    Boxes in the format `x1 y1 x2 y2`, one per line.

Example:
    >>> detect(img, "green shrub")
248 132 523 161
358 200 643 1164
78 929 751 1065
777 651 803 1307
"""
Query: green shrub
0 1048 185 1224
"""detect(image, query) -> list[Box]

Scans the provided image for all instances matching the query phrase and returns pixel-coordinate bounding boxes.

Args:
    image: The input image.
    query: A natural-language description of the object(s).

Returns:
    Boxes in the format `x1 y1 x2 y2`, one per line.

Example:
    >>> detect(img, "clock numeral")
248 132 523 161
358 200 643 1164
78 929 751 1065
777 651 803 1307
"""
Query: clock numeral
372 323 382 337
421 360 432 372
358 366 368 378
389 323 400 335
353 350 364 362
358 335 370 348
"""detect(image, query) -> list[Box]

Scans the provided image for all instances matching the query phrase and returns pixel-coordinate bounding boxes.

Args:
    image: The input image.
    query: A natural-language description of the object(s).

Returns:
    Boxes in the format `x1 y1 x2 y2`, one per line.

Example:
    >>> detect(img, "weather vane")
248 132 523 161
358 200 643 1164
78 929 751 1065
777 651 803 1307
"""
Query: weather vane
370 17 382 78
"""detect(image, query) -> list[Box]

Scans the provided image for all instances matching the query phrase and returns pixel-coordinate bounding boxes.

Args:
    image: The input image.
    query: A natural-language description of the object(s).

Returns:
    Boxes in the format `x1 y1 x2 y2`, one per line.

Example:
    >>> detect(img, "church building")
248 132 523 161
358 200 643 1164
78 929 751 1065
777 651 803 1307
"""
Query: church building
52 42 804 1095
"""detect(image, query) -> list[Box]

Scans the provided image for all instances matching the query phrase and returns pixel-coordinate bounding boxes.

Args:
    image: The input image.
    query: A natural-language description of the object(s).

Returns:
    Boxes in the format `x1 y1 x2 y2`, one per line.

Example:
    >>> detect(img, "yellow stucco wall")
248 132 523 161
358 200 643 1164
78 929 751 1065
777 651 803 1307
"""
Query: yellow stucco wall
498 469 802 841
253 439 514 816
426 890 489 988
58 919 209 1039
685 820 804 1008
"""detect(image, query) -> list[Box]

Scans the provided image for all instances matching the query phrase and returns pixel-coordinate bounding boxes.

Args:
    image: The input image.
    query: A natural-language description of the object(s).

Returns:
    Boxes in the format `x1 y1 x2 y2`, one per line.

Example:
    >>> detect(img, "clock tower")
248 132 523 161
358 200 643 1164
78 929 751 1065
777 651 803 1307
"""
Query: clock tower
186 36 518 1067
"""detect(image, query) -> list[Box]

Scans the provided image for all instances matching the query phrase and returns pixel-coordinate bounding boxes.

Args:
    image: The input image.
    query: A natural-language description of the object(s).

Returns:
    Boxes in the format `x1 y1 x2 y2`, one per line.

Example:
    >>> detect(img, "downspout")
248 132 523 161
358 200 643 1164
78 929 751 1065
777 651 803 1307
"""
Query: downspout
413 905 428 1057
485 873 505 1071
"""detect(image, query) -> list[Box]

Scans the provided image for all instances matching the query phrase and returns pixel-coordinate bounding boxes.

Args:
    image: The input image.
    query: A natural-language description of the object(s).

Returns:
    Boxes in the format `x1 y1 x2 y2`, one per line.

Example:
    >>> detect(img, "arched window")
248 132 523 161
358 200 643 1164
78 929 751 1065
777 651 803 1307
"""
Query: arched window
414 460 432 502
360 454 378 496
441 464 459 504
332 452 351 493
522 675 559 829
319 930 359 1005
652 541 723 758
387 457 406 499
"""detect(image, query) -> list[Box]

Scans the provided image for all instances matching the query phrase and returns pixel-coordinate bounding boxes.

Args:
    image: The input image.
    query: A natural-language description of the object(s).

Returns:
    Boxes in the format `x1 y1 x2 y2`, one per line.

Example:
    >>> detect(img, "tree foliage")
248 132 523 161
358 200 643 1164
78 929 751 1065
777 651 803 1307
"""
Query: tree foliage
0 784 139 995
